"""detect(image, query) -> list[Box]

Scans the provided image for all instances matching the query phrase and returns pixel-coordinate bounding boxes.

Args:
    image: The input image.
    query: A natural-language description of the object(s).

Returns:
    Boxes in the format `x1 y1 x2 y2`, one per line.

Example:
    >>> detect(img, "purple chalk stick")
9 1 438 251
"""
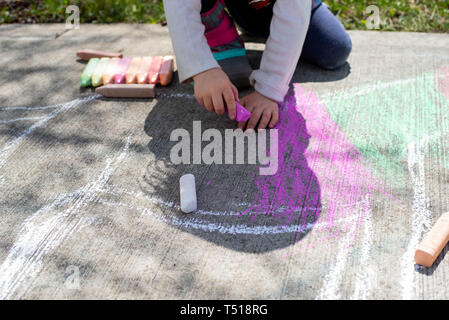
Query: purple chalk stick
236 101 251 122
225 101 251 122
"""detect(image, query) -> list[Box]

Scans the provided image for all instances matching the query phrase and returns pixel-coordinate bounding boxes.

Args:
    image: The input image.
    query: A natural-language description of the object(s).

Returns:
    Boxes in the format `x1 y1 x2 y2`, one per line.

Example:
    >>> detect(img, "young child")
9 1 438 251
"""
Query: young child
163 0 352 131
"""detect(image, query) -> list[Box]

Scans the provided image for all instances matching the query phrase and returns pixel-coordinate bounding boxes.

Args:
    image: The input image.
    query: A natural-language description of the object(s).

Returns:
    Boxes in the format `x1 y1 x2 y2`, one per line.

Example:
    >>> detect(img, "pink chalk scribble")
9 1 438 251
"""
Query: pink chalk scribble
242 85 393 248
436 67 449 100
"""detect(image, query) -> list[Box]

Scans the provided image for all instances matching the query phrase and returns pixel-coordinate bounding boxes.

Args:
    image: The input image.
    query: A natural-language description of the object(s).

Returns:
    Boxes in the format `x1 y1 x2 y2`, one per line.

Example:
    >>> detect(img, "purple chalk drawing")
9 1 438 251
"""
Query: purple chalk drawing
240 89 322 234
242 85 394 251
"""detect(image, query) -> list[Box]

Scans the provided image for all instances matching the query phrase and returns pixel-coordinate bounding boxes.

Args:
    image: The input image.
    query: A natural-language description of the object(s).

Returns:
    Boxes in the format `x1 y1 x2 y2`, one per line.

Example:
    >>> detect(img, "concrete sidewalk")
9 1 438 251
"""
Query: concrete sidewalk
0 24 448 299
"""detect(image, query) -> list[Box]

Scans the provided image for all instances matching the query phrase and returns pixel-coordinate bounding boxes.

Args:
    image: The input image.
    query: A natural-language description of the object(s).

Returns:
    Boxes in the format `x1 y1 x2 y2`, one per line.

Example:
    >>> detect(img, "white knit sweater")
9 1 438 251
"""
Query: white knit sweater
163 0 311 102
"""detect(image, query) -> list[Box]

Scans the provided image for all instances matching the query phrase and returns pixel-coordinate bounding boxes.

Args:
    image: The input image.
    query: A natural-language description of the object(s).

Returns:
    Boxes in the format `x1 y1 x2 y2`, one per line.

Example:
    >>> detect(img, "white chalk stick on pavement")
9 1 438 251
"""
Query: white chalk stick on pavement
180 174 197 213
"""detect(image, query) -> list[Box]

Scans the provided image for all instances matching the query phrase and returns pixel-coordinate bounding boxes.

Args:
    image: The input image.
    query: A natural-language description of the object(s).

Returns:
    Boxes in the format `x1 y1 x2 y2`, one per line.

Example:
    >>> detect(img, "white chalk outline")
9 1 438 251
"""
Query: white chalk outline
0 95 100 172
351 194 375 300
315 195 368 300
321 73 435 102
400 136 433 300
0 135 131 299
0 116 47 124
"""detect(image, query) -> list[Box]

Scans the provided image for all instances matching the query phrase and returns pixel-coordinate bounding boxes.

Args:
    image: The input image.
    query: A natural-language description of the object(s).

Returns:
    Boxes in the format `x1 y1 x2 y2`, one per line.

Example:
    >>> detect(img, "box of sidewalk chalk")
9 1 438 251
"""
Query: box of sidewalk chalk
77 49 174 98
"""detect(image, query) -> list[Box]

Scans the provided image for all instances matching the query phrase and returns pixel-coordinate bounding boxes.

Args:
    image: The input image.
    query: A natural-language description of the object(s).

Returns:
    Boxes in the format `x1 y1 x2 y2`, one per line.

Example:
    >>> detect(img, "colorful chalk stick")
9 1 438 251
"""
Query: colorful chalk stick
77 49 123 61
160 56 174 86
415 212 449 267
91 57 110 87
96 84 156 98
126 57 143 84
235 101 251 122
137 57 153 84
113 57 131 84
80 58 100 87
148 56 163 84
102 57 121 86
224 101 251 122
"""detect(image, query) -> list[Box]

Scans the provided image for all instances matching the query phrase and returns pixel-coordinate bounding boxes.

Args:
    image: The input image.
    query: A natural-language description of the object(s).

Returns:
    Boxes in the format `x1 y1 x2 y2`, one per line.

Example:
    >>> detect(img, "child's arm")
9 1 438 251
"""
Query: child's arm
239 0 311 131
163 0 238 120
250 0 311 102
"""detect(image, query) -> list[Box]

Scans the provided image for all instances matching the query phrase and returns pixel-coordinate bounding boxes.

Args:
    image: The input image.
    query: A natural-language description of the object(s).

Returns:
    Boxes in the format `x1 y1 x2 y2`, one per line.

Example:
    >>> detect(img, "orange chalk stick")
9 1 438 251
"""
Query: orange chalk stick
148 56 163 84
159 56 174 86
102 58 121 85
77 49 123 61
96 84 156 98
126 57 143 84
137 57 153 84
415 212 449 267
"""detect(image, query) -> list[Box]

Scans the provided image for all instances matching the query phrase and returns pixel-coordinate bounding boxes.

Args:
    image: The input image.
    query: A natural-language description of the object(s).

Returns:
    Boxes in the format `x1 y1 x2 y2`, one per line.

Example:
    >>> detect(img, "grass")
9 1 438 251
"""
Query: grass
0 0 448 32
0 0 166 24
326 0 449 32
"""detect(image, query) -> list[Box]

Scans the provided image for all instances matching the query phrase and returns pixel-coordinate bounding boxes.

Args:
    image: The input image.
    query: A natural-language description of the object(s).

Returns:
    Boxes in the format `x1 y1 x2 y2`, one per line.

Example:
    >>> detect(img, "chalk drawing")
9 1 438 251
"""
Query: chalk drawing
321 74 435 101
94 193 358 235
0 36 54 41
106 183 330 217
0 101 68 112
0 95 100 172
316 196 370 300
0 135 131 299
155 92 195 99
351 195 375 300
400 137 433 299
245 84 392 259
436 67 449 100
0 116 47 124
1 68 448 299
235 83 395 298
323 69 449 298
272 70 447 297
323 71 449 189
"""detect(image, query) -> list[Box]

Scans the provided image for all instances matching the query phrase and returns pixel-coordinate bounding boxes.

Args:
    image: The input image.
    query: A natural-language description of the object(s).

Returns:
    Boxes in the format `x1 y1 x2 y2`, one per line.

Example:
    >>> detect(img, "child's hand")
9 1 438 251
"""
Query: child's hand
238 91 279 131
193 68 239 120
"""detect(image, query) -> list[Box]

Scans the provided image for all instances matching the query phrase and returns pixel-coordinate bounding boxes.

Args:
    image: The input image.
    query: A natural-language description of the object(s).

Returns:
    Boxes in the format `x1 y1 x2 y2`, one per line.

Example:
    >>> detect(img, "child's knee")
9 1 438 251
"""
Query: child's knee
320 35 352 70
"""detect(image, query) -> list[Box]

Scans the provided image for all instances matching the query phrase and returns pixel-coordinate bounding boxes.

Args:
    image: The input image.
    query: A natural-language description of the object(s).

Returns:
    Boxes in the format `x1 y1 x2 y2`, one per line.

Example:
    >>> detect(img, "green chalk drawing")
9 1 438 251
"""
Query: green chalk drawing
322 71 449 189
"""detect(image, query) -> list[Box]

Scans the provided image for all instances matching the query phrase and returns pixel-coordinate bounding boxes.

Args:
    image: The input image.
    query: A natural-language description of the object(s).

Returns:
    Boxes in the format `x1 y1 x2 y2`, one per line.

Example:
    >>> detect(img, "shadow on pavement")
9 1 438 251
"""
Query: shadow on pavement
246 49 351 84
415 243 449 276
141 75 322 253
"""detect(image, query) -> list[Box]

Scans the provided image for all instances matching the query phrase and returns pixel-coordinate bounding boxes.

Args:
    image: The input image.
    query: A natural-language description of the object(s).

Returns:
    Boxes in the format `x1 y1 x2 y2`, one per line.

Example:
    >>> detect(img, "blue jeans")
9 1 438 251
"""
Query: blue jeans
202 0 352 70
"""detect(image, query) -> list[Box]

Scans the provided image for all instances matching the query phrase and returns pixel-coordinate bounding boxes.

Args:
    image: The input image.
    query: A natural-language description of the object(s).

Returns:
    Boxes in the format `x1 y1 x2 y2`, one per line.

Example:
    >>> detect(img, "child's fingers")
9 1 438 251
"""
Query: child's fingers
231 84 239 101
223 88 236 120
257 109 272 131
239 97 248 108
246 109 263 131
195 96 204 107
203 96 214 112
212 94 225 116
269 109 279 128
237 99 250 130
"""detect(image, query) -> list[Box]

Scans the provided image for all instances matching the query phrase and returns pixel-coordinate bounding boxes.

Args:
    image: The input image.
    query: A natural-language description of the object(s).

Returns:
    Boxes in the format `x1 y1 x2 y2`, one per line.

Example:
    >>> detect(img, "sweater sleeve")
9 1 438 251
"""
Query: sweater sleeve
249 0 311 102
163 0 220 83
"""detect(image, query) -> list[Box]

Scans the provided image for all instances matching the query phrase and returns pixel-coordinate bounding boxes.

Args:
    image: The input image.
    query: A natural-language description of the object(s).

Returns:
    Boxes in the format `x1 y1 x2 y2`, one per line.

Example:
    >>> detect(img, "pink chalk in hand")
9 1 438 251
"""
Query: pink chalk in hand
225 101 251 122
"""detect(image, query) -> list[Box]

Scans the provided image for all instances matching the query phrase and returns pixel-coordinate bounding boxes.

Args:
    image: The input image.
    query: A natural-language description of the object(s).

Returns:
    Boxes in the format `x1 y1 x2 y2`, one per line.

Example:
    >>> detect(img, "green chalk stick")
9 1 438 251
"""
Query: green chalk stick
91 57 110 87
80 58 100 87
